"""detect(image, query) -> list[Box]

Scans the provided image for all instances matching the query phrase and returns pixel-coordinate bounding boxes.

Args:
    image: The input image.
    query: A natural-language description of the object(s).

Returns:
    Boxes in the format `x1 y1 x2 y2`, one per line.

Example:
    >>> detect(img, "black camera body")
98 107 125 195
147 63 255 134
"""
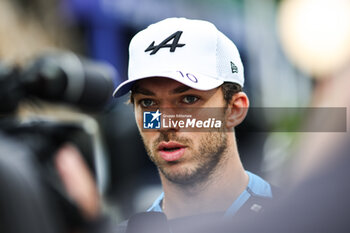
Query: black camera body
0 51 116 114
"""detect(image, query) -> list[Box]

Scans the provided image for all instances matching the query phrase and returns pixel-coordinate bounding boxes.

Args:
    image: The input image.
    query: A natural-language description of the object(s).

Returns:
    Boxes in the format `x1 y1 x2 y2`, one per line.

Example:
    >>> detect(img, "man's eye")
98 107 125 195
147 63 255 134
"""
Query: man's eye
139 99 156 107
182 95 199 104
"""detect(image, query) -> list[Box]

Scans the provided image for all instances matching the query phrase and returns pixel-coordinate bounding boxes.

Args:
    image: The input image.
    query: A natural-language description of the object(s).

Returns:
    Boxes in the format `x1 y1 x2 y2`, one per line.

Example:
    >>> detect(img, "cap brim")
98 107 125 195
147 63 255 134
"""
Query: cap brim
113 71 224 97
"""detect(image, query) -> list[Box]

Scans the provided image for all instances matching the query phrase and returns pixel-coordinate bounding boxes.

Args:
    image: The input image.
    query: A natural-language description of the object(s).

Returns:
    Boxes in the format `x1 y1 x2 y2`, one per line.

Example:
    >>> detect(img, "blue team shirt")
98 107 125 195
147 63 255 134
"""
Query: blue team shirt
147 171 272 217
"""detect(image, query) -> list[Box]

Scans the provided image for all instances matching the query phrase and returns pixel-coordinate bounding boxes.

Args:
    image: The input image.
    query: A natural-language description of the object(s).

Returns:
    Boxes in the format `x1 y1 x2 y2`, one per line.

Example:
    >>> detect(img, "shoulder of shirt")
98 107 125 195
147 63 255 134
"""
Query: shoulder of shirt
234 171 280 217
245 171 273 198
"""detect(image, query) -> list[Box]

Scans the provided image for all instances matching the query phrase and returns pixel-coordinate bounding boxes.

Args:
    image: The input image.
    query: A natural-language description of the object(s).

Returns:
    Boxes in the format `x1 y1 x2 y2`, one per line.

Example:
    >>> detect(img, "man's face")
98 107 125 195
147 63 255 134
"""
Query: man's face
132 77 229 185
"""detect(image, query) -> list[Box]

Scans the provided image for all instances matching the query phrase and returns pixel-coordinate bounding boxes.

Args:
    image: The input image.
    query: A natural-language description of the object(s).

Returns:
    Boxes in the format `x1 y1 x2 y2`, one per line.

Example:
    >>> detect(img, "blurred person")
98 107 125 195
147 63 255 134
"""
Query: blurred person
276 0 350 185
57 17 278 232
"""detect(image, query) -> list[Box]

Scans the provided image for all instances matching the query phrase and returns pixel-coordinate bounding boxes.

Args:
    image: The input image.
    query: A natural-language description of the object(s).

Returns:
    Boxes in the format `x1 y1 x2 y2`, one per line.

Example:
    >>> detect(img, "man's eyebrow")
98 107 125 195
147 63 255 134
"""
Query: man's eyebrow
132 85 192 95
132 86 155 96
171 85 191 94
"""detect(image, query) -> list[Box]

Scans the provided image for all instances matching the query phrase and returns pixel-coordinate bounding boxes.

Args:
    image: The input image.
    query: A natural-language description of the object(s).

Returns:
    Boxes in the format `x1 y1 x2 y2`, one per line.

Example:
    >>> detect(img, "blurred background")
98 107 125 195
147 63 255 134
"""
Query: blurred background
1 0 349 224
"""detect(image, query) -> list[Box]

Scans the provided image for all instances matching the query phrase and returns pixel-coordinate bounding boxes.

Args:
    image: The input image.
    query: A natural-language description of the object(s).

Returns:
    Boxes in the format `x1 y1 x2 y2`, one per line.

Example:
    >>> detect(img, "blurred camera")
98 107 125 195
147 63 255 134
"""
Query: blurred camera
0 51 116 113
0 51 116 233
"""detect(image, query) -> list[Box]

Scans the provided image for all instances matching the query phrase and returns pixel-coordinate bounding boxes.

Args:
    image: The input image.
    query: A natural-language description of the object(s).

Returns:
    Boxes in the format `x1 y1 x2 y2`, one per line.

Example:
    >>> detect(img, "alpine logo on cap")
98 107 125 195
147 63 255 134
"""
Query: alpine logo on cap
145 31 185 55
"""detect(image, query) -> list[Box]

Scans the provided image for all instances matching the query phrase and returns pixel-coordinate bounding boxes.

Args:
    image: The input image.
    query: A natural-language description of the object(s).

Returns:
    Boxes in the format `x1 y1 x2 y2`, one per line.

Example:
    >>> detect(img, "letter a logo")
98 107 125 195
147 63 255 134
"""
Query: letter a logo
145 31 185 55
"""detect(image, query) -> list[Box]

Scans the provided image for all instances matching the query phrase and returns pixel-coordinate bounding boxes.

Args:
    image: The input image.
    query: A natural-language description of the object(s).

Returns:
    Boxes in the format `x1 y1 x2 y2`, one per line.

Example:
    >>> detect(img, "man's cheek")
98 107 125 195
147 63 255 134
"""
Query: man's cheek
135 113 143 130
139 132 153 147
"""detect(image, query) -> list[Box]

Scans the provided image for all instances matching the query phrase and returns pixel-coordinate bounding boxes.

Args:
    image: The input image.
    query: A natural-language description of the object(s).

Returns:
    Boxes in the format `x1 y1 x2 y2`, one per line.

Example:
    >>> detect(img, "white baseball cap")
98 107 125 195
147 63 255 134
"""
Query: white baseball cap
113 17 244 97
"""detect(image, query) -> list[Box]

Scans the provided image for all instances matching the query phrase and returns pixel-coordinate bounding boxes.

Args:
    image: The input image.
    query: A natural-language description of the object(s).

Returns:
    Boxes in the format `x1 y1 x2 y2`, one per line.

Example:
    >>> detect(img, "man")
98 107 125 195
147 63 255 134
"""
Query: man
112 17 273 219
56 17 274 232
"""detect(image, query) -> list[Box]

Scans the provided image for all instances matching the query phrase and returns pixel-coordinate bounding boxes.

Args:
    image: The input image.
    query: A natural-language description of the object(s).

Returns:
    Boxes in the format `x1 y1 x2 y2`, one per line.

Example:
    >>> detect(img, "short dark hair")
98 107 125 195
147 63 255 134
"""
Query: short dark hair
221 82 242 105
129 82 242 105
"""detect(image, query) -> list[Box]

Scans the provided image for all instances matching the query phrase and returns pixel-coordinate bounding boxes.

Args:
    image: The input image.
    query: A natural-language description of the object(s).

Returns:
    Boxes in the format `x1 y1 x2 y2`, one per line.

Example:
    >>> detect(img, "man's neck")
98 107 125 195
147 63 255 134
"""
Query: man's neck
160 147 248 219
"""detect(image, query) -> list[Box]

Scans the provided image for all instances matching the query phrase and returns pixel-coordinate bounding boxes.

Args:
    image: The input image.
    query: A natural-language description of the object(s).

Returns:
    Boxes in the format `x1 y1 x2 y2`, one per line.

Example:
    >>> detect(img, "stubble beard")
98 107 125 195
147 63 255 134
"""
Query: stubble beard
143 131 228 188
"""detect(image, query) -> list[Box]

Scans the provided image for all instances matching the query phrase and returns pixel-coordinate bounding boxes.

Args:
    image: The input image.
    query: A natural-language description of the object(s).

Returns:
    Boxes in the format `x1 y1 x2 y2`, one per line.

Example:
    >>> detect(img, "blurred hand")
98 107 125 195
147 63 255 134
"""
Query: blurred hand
55 144 101 220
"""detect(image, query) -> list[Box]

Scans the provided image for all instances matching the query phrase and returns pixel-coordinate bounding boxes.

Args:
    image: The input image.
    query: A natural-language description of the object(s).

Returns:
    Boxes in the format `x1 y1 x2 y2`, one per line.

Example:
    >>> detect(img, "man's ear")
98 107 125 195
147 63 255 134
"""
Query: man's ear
225 92 249 129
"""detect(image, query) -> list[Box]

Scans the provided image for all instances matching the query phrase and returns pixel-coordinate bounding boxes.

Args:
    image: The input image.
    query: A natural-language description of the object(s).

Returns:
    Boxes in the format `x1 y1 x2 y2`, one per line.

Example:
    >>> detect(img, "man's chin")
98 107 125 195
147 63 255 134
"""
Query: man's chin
159 166 207 185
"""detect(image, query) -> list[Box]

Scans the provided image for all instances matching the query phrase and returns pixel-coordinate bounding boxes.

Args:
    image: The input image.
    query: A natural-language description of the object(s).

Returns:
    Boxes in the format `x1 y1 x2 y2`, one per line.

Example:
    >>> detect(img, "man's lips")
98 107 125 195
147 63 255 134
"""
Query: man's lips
158 142 186 162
